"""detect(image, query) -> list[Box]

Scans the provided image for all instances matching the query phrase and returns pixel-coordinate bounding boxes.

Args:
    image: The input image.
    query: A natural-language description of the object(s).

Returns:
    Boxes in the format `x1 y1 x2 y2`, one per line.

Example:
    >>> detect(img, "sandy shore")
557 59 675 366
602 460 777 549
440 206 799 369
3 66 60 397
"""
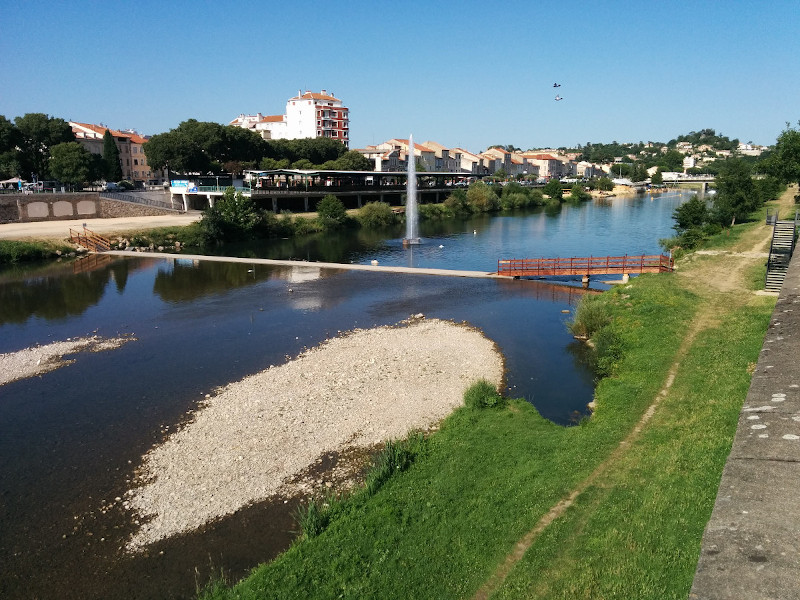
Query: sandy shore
0 335 136 386
124 317 504 550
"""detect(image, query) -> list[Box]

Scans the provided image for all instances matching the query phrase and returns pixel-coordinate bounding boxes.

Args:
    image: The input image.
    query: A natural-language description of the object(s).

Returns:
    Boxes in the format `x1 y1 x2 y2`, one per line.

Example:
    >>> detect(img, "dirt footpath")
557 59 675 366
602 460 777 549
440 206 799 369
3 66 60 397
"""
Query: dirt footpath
0 213 202 241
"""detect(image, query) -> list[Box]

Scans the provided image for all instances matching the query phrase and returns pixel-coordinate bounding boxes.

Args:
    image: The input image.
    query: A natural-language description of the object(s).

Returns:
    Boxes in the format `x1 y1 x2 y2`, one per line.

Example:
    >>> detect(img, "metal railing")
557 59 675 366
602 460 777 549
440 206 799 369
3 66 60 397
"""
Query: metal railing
497 254 674 277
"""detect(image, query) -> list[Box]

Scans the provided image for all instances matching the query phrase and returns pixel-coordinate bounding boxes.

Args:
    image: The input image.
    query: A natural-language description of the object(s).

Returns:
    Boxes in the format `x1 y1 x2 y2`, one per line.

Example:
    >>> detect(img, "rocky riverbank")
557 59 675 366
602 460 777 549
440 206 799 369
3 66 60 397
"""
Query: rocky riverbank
0 335 136 386
124 317 504 550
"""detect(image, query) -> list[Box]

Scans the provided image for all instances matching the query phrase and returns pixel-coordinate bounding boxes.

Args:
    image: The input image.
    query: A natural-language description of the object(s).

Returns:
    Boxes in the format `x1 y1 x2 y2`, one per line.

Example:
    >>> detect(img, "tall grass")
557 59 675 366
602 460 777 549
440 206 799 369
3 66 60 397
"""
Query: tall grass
0 240 73 265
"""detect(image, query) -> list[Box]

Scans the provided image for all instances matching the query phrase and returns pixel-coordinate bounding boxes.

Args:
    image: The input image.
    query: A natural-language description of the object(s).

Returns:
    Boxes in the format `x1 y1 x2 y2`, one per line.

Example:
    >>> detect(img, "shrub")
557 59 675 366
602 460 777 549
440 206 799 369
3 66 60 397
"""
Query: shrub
567 295 611 339
292 216 321 235
501 192 530 210
466 181 500 212
316 195 348 229
543 179 564 200
357 201 398 228
568 184 591 201
419 203 452 220
444 189 470 214
463 380 505 409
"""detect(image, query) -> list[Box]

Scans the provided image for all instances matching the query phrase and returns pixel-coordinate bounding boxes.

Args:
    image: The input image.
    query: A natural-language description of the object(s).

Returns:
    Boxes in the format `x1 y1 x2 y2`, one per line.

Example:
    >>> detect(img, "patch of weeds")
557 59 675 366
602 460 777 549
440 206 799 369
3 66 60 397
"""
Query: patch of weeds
464 380 506 409
365 434 426 496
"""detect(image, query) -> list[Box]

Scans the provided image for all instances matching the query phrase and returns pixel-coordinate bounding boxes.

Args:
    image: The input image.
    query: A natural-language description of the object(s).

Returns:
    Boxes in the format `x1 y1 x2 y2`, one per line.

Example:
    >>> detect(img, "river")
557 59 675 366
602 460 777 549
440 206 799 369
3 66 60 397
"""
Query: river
0 190 689 599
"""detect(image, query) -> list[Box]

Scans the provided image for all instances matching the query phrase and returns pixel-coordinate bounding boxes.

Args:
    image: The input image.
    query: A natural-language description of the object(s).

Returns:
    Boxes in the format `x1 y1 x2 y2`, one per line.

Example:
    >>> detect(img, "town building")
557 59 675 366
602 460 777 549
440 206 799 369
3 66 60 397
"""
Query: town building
231 90 349 148
70 122 165 186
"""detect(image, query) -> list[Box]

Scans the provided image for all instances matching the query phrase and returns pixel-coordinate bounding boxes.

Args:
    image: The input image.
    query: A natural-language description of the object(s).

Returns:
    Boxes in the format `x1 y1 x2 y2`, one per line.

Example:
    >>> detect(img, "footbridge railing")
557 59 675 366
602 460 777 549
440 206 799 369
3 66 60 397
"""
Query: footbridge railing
69 226 111 252
497 254 674 278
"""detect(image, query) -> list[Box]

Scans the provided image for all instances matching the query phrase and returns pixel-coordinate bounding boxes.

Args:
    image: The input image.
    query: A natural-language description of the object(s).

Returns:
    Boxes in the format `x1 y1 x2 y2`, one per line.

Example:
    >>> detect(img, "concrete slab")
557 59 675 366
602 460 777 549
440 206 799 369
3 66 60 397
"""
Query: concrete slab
690 460 800 600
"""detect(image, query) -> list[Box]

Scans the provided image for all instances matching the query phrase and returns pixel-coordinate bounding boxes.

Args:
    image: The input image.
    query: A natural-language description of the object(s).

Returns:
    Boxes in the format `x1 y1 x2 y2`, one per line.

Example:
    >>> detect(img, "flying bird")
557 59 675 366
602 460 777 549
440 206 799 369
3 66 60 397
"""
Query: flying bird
553 83 561 88
555 95 563 101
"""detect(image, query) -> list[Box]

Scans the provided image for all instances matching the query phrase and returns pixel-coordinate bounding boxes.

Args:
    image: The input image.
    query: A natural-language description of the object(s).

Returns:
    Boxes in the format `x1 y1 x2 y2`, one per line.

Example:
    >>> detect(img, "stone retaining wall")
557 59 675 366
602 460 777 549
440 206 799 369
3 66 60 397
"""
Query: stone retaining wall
0 193 176 223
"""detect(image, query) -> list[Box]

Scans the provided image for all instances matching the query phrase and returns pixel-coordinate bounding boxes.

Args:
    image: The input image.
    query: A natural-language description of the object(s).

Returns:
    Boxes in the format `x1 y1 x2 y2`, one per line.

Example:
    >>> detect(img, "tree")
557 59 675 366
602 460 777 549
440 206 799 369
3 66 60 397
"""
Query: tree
316 194 348 228
144 120 266 175
102 129 123 182
14 113 74 180
711 158 758 225
672 196 708 232
763 121 800 195
331 150 373 171
543 178 563 200
651 170 663 185
49 142 92 187
595 177 614 191
466 181 499 211
0 116 22 178
658 149 684 172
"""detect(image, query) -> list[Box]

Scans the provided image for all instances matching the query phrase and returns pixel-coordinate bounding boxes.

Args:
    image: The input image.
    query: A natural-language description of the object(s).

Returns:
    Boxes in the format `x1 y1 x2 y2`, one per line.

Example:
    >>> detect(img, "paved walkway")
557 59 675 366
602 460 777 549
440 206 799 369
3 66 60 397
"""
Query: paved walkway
690 252 800 599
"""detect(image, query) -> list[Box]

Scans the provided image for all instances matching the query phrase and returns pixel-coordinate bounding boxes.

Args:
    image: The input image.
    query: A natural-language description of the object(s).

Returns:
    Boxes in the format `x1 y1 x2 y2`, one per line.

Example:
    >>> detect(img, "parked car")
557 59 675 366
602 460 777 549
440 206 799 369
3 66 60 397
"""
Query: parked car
102 182 121 191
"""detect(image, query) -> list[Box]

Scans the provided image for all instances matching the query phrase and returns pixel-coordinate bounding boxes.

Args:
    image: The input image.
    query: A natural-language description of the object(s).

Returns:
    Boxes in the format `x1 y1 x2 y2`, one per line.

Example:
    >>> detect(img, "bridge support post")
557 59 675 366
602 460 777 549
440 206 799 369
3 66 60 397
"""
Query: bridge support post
207 194 214 208
182 194 188 212
304 197 309 212
272 198 278 212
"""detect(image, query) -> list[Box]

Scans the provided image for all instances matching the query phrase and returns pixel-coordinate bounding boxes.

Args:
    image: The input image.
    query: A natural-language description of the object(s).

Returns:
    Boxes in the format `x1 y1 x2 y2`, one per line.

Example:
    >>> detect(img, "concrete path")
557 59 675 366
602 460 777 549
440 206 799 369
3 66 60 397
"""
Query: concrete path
105 250 503 280
690 252 800 599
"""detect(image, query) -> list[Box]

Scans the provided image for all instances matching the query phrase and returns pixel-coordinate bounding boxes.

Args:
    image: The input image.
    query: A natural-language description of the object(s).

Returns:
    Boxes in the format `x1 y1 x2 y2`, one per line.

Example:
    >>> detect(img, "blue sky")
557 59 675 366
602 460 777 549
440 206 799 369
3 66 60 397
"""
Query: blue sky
2 0 798 152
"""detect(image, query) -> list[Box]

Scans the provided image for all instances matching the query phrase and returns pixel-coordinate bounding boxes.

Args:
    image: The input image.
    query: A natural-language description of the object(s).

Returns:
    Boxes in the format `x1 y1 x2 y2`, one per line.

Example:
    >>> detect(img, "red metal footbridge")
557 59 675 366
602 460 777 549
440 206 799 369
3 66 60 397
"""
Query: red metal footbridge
497 254 673 279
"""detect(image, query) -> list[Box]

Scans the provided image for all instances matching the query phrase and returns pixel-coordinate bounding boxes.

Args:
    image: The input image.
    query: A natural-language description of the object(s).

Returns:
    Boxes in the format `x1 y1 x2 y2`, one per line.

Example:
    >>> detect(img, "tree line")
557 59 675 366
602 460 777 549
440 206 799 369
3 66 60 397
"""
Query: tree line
665 121 800 250
142 119 372 175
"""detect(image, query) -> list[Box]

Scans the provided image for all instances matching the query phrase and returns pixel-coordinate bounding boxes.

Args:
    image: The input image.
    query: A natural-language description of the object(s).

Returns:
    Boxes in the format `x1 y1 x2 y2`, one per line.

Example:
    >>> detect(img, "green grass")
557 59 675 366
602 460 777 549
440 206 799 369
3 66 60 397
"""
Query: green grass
199 275 698 600
493 299 773 599
0 239 73 265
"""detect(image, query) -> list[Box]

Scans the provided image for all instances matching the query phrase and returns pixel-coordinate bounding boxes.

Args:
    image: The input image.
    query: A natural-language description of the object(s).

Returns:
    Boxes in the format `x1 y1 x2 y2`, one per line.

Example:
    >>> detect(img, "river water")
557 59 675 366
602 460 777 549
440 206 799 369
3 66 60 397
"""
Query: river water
0 190 689 599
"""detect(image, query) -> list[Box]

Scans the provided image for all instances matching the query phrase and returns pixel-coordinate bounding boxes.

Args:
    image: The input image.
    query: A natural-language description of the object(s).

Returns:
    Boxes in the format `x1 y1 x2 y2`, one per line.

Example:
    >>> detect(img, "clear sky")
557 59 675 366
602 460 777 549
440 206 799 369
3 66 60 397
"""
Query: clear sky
2 0 798 152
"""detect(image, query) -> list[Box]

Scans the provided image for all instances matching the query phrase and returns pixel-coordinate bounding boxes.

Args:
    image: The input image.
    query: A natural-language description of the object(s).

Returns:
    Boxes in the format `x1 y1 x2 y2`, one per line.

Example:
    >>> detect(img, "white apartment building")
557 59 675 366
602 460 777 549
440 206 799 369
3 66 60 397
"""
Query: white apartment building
231 90 349 148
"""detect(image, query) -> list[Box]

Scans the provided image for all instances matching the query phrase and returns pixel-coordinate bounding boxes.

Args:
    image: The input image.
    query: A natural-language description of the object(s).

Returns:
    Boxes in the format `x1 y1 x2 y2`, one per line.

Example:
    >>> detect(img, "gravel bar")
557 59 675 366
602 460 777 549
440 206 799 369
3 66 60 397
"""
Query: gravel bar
125 317 504 550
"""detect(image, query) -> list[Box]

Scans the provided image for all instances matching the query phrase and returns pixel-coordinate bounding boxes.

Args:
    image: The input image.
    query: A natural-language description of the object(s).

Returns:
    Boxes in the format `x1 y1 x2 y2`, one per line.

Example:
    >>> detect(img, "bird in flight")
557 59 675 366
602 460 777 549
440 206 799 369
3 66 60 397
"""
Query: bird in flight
553 83 561 87
555 95 563 101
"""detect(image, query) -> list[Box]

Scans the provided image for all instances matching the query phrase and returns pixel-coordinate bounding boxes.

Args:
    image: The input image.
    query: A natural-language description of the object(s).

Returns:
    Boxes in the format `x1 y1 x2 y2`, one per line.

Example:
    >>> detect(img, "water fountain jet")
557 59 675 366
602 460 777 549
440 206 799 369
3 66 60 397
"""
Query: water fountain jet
403 134 421 246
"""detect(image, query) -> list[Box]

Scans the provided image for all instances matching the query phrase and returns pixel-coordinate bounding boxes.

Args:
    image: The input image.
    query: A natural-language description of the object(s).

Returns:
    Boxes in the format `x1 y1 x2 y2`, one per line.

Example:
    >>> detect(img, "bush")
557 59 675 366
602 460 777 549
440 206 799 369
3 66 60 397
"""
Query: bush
419 203 453 220
444 189 470 214
199 187 264 244
357 201 398 228
463 380 505 409
543 179 564 200
316 194 348 229
567 295 611 339
466 181 499 212
568 184 591 201
501 192 530 210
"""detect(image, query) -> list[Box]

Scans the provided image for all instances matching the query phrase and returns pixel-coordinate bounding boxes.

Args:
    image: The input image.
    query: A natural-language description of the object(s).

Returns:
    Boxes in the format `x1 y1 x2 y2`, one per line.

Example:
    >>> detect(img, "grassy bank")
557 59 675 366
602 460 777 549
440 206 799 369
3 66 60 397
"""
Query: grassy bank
0 239 74 266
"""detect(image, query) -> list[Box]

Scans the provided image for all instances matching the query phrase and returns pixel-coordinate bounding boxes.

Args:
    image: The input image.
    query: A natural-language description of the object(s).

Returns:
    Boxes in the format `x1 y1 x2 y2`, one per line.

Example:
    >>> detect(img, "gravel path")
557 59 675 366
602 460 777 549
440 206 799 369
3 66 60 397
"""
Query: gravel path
125 317 504 550
0 335 135 386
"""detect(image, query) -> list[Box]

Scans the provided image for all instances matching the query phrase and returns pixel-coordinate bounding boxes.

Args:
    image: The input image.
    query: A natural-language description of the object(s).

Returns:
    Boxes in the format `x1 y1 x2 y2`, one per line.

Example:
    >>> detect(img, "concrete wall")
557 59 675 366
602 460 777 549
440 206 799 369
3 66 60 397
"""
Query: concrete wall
0 193 176 223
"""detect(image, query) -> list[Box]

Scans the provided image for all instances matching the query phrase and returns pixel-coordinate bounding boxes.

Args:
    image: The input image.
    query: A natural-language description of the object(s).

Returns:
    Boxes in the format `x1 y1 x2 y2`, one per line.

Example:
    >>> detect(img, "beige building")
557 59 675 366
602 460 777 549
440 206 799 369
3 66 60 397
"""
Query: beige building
71 122 165 186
